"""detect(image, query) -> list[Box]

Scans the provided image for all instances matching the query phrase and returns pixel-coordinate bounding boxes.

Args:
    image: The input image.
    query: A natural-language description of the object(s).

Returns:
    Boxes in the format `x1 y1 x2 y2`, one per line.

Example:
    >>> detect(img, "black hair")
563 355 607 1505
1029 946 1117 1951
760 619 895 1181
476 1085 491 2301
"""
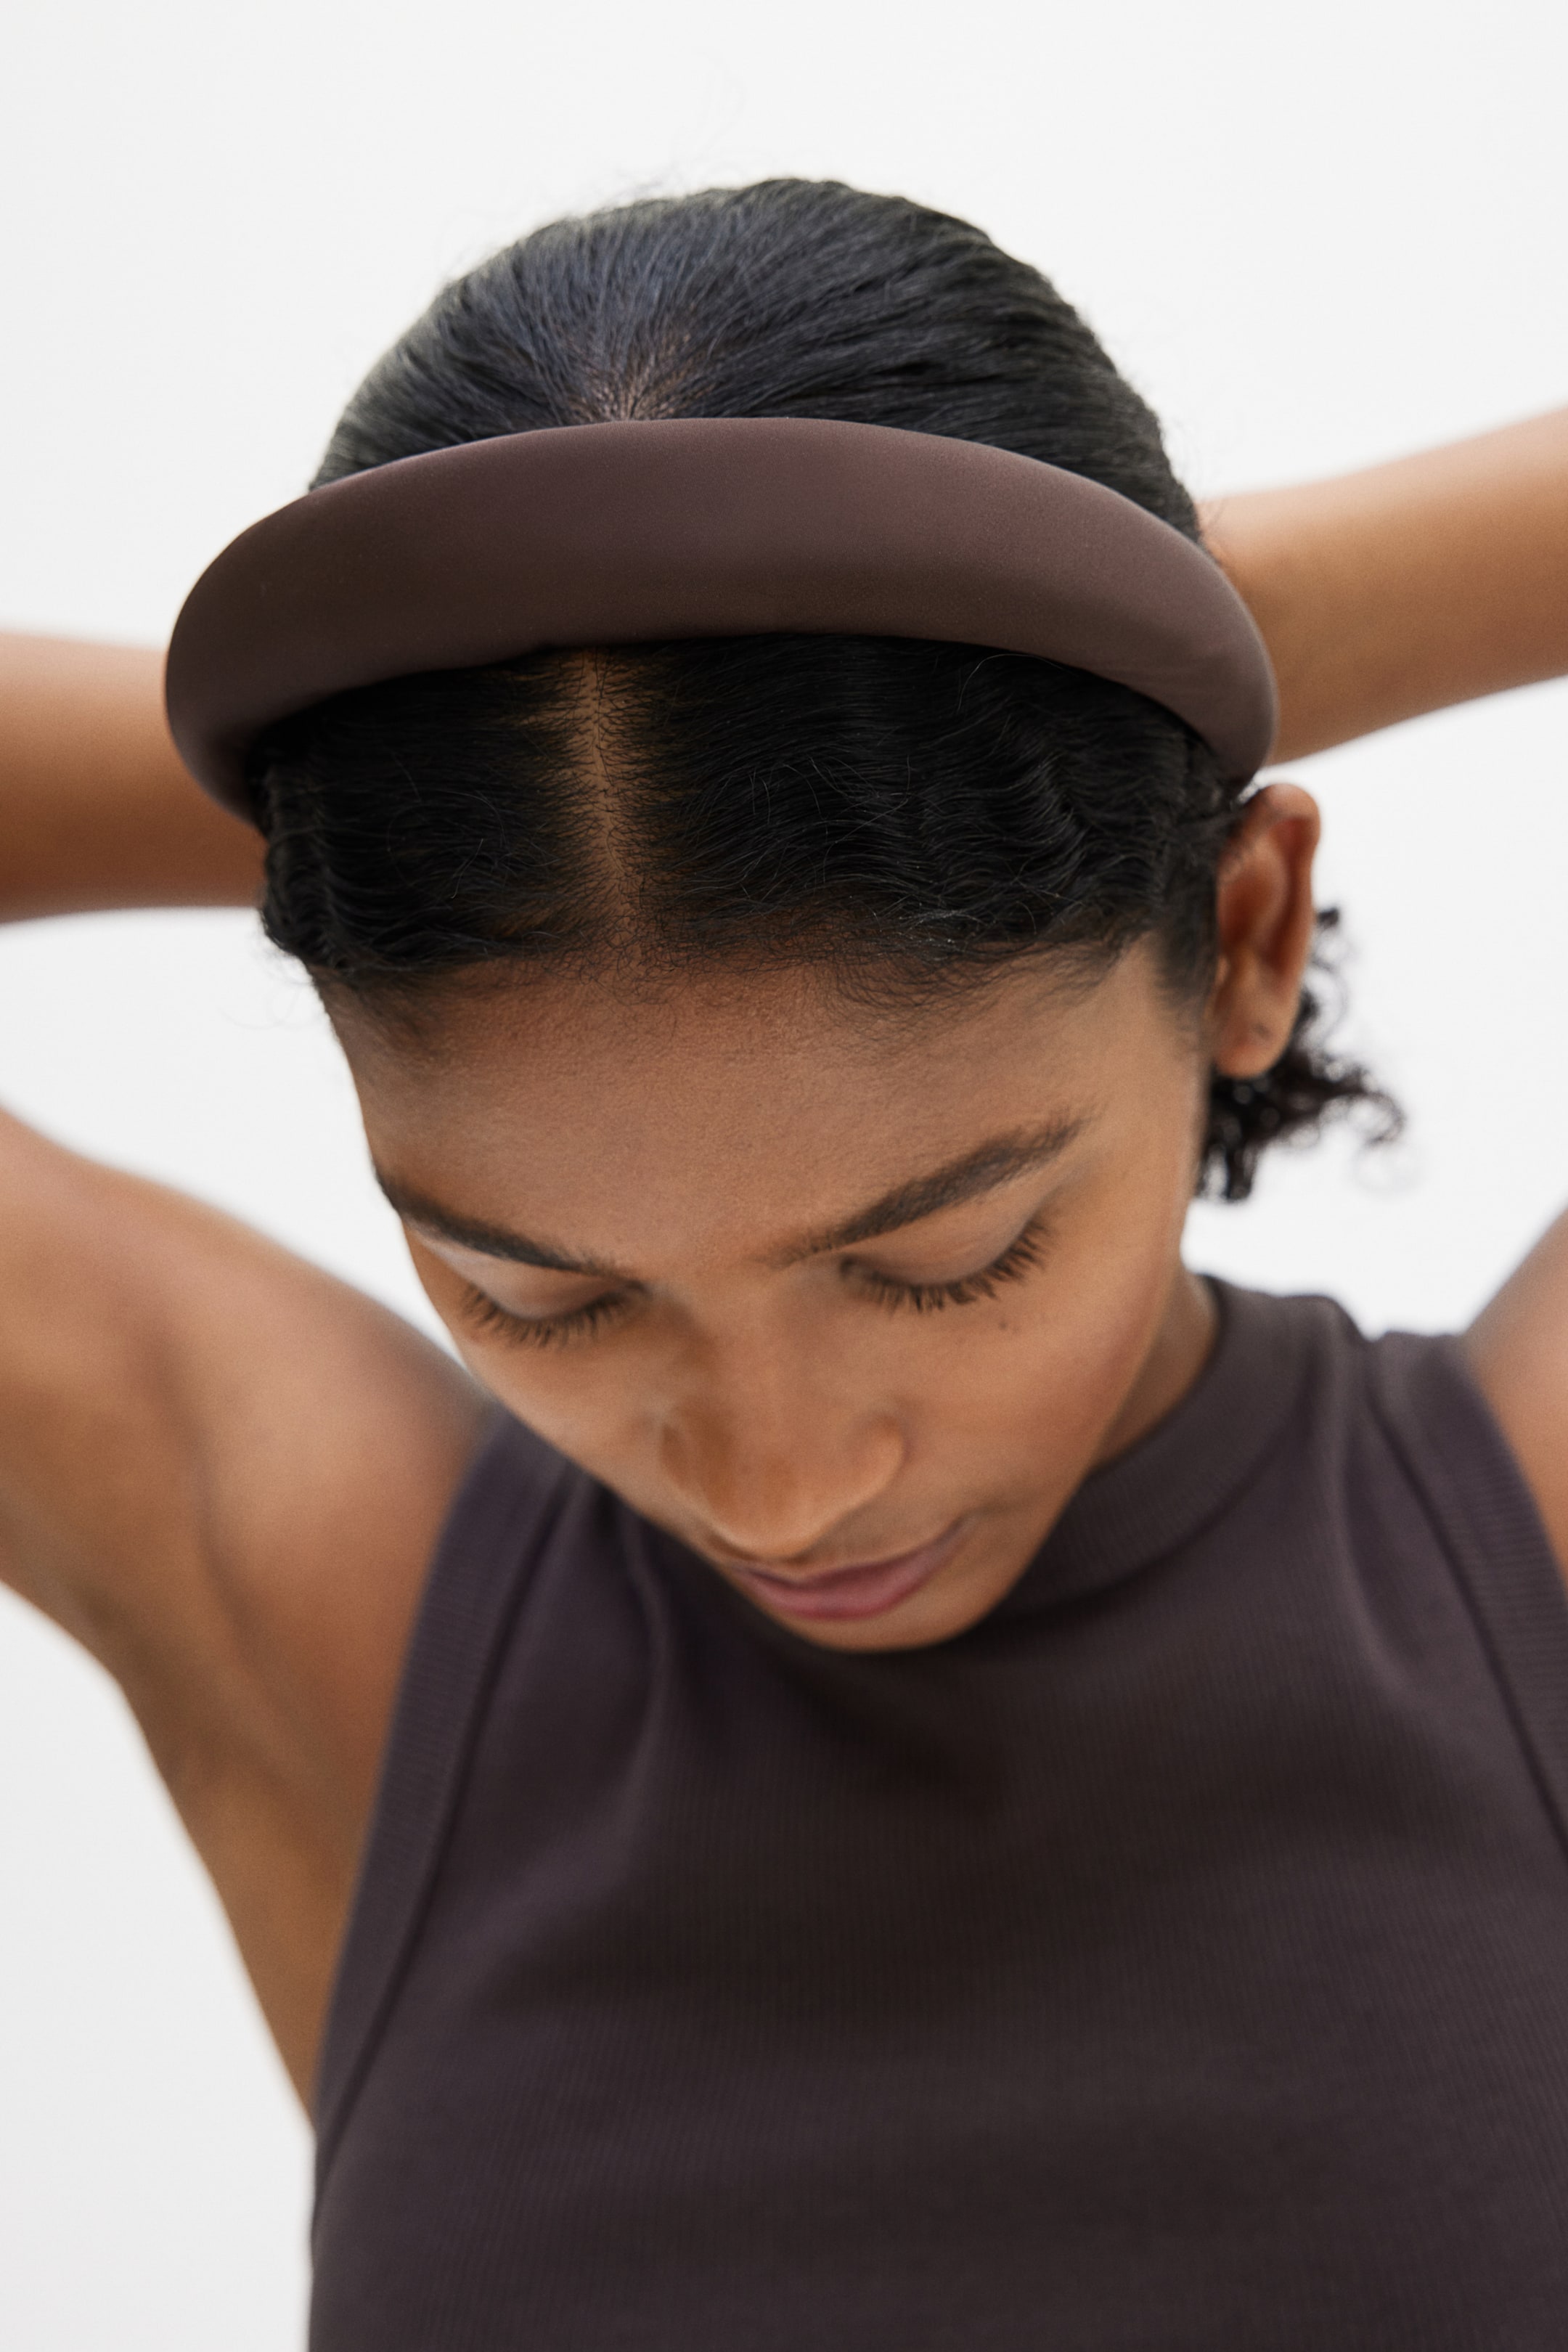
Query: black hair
254 178 1395 1200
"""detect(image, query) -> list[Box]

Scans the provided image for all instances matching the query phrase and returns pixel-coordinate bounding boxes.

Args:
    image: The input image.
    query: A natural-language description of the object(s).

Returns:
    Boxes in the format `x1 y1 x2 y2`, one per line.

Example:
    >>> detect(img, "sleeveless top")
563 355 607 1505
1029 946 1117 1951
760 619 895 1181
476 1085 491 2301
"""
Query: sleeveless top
309 1282 1568 2351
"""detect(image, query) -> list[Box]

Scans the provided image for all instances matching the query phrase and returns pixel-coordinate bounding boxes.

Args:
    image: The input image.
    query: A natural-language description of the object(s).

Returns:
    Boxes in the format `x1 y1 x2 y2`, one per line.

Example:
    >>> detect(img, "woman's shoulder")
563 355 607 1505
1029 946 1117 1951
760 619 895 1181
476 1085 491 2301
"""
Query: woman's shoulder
1204 1272 1552 1519
1034 1277 1558 1609
1214 1279 1568 1739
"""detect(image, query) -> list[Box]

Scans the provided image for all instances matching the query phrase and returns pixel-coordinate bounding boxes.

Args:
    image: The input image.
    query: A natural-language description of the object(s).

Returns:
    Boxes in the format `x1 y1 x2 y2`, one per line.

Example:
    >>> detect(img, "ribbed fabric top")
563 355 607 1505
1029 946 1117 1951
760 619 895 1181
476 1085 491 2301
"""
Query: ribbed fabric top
309 1281 1568 2351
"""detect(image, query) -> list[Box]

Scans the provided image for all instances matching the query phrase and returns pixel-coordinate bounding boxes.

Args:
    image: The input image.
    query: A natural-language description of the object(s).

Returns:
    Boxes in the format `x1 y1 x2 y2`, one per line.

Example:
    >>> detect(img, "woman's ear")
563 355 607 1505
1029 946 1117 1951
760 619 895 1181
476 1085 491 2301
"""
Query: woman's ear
1208 783 1322 1078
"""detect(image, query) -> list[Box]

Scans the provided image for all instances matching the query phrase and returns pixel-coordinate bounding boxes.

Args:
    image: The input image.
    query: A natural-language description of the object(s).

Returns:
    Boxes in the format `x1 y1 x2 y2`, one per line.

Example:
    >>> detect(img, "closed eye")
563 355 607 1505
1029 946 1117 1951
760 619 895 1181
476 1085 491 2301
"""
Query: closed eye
455 1282 635 1350
846 1215 1052 1315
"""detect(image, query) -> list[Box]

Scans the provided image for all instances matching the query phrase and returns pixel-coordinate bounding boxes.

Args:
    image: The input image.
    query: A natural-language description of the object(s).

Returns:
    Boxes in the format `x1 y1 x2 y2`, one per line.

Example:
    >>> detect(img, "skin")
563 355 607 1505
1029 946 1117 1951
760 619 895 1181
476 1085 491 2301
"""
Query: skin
1202 407 1568 762
1 413 1566 2111
0 633 261 915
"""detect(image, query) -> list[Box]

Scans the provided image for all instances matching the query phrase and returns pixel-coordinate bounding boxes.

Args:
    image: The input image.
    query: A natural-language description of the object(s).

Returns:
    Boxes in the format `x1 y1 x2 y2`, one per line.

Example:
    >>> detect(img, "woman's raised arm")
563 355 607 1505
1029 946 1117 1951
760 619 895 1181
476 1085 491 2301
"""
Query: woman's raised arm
1203 407 1568 762
0 632 263 920
1209 406 1568 1572
0 630 481 2099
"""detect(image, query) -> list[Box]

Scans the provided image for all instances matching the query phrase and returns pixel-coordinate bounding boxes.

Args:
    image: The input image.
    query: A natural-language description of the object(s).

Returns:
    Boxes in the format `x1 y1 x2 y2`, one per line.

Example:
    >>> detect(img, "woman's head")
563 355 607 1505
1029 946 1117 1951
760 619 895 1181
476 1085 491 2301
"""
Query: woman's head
250 181 1379 1646
257 179 1368 1185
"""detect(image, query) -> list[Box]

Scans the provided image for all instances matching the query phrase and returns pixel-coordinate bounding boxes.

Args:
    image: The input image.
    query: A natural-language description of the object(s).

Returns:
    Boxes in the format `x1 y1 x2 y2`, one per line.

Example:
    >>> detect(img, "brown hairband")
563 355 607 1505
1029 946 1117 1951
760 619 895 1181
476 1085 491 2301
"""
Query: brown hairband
165 417 1277 814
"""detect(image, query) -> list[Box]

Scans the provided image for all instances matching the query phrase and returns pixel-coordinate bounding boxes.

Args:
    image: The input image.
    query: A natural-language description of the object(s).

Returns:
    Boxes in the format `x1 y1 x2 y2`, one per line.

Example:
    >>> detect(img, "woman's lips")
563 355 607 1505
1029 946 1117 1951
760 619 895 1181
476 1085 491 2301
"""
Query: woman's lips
725 1521 971 1622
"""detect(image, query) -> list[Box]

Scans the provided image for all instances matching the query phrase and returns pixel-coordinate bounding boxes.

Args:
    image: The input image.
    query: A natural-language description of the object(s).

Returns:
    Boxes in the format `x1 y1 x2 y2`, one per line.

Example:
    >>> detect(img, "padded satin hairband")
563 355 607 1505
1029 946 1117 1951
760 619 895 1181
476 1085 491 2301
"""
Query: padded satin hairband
165 417 1278 815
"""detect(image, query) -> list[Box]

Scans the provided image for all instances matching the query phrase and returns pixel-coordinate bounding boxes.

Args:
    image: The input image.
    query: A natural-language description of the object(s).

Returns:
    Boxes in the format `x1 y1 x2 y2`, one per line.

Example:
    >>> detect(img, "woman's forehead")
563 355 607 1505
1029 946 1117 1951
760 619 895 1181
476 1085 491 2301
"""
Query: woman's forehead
340 950 1177 1259
340 949 1148 1118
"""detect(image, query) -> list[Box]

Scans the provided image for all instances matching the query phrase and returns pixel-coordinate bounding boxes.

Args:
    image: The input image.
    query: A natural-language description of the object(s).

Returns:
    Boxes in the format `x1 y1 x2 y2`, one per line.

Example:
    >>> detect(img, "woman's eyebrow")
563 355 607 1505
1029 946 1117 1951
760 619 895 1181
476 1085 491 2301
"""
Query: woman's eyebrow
372 1172 634 1281
373 1116 1085 1281
768 1116 1087 1265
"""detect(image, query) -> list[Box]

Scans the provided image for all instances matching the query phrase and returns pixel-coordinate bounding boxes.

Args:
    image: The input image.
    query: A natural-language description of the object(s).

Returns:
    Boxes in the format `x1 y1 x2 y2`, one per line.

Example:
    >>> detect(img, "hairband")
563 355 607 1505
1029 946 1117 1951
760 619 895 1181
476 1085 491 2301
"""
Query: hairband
165 417 1278 814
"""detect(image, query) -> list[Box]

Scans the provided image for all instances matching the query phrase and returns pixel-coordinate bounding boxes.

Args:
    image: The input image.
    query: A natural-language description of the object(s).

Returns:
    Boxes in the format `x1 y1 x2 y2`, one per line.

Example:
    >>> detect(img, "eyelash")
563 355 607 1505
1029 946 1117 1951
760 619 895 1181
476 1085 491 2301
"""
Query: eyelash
457 1285 634 1352
456 1216 1051 1351
853 1217 1050 1315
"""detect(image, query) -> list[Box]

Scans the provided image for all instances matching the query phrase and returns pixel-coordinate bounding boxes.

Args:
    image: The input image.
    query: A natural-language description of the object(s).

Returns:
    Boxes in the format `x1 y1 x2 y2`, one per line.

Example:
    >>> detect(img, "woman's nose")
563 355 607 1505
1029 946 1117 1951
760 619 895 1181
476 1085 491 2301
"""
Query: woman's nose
657 1365 905 1561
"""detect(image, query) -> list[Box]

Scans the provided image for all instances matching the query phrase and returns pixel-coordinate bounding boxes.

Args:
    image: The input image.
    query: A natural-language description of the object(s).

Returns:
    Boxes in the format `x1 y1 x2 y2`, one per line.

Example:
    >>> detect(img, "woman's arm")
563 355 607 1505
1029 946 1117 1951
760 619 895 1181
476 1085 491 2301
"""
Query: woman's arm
0 1102 483 2098
0 632 263 919
0 629 481 2097
1202 407 1568 763
1209 407 1568 1571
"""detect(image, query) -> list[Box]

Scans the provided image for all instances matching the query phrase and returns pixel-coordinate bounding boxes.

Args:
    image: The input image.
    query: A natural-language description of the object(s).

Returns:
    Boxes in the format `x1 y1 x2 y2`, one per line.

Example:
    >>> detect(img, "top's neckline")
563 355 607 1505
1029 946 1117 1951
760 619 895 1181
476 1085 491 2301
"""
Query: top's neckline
987 1278 1331 1618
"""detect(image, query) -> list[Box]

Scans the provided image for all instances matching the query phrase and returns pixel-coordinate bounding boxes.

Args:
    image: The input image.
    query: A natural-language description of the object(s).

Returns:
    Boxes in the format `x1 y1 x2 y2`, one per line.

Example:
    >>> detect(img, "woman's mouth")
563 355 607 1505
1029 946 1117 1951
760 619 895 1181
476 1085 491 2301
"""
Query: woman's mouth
724 1520 972 1622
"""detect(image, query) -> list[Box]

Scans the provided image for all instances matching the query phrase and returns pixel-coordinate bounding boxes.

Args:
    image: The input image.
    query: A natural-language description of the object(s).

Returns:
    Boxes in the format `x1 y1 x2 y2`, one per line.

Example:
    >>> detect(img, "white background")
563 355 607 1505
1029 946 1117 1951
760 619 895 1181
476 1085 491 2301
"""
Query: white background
1 1 1565 2342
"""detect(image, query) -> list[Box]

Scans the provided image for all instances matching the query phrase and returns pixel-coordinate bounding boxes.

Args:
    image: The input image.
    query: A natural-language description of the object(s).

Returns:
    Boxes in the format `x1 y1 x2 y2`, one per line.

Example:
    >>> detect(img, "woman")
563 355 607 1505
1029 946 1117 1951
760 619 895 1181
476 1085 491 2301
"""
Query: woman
4 181 1568 2346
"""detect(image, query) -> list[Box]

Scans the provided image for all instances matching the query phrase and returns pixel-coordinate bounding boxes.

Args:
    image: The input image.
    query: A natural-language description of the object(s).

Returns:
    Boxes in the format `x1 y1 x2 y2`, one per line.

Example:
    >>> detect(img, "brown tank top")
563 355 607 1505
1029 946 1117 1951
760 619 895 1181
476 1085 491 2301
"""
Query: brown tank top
309 1282 1568 2349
